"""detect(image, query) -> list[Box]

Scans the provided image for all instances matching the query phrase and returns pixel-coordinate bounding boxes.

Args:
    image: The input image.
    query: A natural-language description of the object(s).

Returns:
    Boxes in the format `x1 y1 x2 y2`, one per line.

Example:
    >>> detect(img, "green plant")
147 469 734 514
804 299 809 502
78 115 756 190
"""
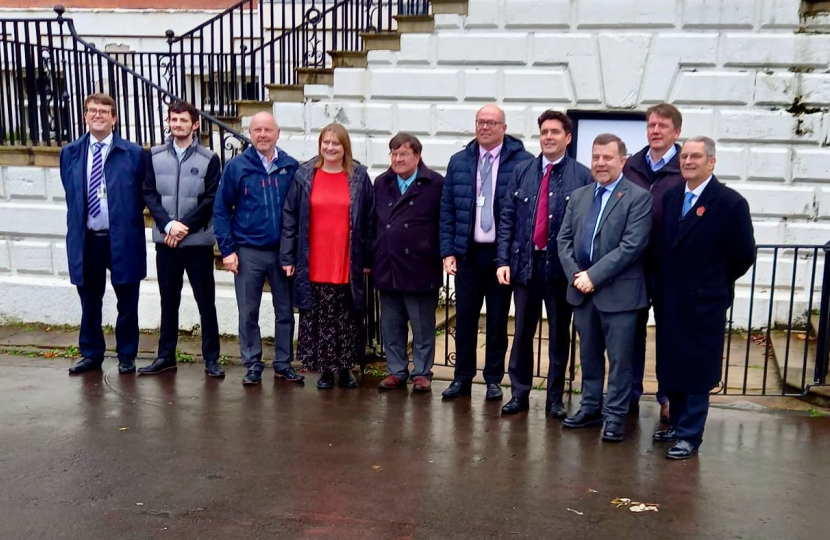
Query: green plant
175 349 195 363
808 407 824 418
217 355 230 366
363 365 388 377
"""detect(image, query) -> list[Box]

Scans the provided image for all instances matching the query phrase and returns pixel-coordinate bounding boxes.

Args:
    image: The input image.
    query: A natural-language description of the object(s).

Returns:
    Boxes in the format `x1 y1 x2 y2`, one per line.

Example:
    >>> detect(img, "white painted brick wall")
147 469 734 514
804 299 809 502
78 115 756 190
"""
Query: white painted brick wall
10 241 53 275
4 168 47 200
721 34 830 68
682 0 757 29
504 0 570 29
576 0 675 28
671 71 754 105
0 240 9 272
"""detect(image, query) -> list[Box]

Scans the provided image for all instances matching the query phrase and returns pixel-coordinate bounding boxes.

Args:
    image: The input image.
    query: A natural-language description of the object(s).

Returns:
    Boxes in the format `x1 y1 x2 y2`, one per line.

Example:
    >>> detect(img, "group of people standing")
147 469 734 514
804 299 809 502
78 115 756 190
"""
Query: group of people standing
59 93 755 460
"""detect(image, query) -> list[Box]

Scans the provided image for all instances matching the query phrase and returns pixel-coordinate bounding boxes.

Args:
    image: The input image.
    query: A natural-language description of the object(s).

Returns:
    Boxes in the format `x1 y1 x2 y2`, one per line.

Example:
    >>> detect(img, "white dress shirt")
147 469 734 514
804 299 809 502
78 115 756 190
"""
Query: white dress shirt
86 132 113 231
474 142 502 243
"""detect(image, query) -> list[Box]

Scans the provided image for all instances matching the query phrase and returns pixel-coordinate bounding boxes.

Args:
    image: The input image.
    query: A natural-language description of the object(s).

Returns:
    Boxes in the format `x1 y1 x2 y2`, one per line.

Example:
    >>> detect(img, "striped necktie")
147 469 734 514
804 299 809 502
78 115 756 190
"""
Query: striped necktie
88 142 105 218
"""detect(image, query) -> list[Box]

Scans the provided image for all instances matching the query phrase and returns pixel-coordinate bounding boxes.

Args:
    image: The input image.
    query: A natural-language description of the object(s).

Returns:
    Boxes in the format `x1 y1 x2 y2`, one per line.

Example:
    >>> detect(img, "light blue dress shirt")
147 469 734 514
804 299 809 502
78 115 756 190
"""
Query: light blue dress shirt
645 144 677 172
396 171 417 194
589 174 624 260
86 132 113 231
256 147 280 173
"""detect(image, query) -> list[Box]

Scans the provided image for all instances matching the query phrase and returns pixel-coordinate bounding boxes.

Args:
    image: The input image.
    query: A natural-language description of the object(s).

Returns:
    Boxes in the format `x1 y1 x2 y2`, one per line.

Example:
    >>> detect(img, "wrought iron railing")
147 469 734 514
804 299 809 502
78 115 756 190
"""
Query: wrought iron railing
366 243 830 397
0 8 249 161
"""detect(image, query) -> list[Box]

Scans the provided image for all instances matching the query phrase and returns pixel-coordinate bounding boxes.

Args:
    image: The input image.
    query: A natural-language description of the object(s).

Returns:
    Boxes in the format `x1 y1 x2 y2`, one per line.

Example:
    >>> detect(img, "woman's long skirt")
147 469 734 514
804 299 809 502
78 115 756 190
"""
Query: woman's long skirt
298 283 360 373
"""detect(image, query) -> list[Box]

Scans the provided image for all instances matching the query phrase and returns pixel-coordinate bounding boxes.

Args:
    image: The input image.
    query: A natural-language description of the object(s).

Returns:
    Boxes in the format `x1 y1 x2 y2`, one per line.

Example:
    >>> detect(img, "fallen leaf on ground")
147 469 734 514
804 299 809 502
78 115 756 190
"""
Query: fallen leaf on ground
630 503 659 513
567 508 584 516
119 427 128 432
136 502 144 506
588 489 598 493
372 465 381 471
611 497 631 507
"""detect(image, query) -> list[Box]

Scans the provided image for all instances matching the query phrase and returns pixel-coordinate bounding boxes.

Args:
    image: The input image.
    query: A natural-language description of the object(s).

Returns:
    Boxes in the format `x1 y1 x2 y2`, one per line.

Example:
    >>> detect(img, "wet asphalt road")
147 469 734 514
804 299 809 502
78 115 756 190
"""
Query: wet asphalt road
1 355 828 539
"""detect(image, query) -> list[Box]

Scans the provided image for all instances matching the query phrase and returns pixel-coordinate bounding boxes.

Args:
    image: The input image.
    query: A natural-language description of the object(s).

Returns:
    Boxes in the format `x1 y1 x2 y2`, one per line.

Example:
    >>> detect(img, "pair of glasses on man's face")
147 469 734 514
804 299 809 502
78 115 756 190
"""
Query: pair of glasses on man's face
85 108 112 117
389 151 414 159
475 120 503 128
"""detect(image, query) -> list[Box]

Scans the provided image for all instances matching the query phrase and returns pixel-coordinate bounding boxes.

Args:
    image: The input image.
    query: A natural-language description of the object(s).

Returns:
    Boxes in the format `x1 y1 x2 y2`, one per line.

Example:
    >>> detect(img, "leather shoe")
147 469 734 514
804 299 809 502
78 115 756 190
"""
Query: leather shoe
378 374 406 390
563 410 604 429
501 397 529 415
666 440 698 460
660 401 671 423
339 369 358 388
652 427 677 443
205 361 225 378
118 358 136 374
137 357 177 375
317 371 335 389
68 357 103 375
442 380 471 399
547 402 567 419
274 367 304 383
601 420 625 442
485 383 503 401
411 376 432 392
242 370 262 386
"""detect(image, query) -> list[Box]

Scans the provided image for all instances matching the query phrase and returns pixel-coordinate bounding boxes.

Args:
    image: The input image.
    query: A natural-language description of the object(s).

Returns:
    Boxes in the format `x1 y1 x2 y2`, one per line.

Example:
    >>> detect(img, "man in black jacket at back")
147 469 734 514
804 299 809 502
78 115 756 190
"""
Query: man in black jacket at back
496 111 591 416
439 104 533 401
622 102 685 421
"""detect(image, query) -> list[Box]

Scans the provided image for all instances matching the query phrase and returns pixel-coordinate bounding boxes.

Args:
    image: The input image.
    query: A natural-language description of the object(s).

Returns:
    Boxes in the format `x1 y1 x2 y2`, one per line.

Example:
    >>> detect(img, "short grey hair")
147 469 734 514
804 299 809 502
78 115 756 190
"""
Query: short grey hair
685 135 716 158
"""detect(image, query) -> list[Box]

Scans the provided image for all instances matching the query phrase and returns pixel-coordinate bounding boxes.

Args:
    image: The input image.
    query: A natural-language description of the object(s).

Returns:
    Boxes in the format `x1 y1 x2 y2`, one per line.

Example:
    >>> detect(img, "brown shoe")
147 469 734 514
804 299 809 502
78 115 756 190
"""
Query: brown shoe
660 401 671 424
379 375 406 390
411 376 432 392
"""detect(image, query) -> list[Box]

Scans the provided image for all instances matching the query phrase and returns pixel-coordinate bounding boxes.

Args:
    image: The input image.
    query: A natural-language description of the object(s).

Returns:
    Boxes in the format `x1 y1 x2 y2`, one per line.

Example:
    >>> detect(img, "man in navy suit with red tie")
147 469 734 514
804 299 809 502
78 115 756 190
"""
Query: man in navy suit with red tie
60 93 147 375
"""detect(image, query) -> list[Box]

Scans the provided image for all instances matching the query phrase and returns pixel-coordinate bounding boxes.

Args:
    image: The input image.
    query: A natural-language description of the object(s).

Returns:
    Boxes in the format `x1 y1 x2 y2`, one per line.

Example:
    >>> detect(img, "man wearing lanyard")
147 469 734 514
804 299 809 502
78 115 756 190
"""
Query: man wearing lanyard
439 104 533 400
496 111 592 416
61 93 147 375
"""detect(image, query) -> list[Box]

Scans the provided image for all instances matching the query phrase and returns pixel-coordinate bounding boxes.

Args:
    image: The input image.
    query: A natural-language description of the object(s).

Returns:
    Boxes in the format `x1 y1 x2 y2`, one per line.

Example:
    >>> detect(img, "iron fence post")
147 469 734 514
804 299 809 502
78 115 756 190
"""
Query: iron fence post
812 241 830 384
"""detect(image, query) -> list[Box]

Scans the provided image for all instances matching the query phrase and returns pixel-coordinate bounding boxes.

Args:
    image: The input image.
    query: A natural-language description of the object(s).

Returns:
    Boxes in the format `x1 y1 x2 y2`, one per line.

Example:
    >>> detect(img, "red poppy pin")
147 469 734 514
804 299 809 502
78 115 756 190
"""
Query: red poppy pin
616 192 623 198
696 206 706 217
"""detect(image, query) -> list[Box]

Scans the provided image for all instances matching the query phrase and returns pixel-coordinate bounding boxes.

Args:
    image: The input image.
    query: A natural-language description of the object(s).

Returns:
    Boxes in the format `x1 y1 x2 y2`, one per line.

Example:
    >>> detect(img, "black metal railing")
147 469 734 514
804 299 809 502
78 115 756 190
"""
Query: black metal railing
0 9 249 161
366 243 830 397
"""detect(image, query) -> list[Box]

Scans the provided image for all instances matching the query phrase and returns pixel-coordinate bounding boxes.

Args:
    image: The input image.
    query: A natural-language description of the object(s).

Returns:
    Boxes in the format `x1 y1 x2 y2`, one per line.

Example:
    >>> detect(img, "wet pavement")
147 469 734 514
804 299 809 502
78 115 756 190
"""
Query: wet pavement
1 355 829 540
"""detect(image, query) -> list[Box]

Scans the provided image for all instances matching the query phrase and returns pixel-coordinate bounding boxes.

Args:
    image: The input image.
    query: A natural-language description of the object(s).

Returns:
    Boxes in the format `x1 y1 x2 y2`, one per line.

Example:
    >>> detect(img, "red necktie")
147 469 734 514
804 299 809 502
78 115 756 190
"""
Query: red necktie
533 163 554 250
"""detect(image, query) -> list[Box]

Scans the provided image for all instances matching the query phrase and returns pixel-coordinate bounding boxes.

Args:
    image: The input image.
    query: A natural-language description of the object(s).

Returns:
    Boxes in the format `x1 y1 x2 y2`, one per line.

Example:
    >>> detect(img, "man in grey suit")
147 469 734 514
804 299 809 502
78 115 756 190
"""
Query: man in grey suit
557 133 652 442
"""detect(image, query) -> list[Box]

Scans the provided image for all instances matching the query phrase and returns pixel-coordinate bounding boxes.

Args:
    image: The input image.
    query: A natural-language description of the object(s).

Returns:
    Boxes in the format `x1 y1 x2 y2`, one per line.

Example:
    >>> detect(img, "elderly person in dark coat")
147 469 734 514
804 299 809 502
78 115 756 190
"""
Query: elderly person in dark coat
374 133 444 392
653 136 755 460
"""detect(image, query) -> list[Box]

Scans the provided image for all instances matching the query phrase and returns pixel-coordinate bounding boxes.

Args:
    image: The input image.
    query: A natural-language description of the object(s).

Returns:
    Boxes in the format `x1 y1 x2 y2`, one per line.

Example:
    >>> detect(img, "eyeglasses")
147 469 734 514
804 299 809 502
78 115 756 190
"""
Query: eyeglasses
475 120 504 128
85 108 112 117
389 151 415 159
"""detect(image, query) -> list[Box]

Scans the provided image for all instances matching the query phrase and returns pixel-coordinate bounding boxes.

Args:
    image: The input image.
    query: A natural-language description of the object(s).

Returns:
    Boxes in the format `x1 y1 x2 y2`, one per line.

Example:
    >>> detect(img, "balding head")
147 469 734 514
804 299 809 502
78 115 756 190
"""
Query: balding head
248 112 280 158
475 104 507 150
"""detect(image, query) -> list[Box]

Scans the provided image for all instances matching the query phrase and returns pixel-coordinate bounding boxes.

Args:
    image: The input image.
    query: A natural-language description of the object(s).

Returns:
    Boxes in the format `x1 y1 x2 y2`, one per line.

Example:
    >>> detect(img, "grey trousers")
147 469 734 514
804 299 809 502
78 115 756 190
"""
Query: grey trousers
380 290 439 380
234 246 294 373
573 297 637 422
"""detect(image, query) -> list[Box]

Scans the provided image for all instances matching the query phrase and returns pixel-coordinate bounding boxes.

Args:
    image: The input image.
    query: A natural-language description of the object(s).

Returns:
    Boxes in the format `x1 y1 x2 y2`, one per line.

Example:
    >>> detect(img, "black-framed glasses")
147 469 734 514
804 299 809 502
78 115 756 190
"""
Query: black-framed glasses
475 120 503 128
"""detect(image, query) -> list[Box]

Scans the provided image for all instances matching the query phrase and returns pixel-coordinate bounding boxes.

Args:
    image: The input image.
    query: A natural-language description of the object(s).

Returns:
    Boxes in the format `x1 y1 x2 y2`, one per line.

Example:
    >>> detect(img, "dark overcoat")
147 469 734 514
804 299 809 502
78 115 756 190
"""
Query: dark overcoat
372 162 444 293
280 159 375 311
496 154 592 284
656 177 755 393
59 132 147 286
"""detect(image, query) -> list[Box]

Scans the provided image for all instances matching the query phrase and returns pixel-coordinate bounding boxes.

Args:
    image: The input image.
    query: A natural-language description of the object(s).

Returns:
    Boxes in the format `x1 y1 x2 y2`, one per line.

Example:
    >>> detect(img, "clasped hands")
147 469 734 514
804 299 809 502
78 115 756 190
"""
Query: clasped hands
572 271 595 294
163 220 189 248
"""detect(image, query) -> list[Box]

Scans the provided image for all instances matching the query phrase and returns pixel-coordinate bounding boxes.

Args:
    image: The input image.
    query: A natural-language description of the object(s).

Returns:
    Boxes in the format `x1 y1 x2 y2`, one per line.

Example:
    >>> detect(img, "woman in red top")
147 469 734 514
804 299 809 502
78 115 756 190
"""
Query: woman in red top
280 124 375 389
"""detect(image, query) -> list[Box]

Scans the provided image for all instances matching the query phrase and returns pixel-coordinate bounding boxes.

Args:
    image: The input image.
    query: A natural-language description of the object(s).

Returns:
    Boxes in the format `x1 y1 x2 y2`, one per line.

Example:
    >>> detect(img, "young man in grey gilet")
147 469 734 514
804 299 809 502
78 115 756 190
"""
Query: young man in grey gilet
141 100 224 377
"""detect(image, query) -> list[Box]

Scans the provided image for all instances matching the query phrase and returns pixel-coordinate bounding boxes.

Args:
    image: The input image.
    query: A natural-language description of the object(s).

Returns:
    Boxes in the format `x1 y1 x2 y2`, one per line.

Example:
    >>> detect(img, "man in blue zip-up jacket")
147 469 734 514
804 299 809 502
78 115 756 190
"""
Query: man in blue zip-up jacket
213 112 302 386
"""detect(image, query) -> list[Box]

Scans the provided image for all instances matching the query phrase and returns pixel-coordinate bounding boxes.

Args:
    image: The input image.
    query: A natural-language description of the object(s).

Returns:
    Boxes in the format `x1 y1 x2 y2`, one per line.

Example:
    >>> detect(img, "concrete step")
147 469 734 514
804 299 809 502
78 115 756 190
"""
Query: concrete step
769 330 830 407
328 50 368 69
430 0 469 15
361 32 401 52
395 14 435 33
266 84 304 103
296 67 334 86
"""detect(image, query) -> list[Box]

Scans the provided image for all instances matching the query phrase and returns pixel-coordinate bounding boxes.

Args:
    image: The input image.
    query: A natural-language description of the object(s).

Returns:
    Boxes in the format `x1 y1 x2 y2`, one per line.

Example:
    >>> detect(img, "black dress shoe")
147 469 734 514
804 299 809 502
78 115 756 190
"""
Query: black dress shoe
485 383 504 401
501 397 529 415
601 420 625 442
204 361 225 378
652 427 677 443
441 380 471 399
68 357 103 375
274 367 304 382
242 370 262 386
548 402 568 419
317 371 335 389
666 440 698 460
562 410 604 429
118 359 136 374
137 357 177 375
339 369 358 388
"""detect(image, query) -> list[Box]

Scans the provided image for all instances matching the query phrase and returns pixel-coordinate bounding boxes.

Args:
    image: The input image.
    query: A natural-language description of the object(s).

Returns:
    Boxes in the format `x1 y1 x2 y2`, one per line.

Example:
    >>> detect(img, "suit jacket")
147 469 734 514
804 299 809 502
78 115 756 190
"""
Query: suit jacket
59 132 147 286
656 177 755 393
557 177 652 312
373 162 444 293
496 154 592 284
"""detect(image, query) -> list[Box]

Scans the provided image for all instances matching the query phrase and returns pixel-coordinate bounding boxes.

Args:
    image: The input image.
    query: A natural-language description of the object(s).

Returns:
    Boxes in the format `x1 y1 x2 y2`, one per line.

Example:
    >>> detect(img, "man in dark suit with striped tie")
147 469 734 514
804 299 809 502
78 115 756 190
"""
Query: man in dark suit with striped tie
60 93 147 375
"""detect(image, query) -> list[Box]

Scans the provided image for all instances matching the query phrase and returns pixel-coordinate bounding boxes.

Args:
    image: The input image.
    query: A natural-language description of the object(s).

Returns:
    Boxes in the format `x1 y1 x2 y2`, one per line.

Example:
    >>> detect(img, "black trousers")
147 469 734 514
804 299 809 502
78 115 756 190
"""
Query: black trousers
76 232 140 362
156 244 220 363
508 252 573 404
666 391 710 448
453 242 512 385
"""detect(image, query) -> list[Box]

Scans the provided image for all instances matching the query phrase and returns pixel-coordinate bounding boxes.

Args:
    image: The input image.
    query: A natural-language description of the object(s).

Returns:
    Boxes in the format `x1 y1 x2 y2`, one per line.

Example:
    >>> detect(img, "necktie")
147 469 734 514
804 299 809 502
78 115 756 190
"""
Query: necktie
577 186 606 270
533 163 554 250
479 152 494 232
681 191 695 219
88 142 105 218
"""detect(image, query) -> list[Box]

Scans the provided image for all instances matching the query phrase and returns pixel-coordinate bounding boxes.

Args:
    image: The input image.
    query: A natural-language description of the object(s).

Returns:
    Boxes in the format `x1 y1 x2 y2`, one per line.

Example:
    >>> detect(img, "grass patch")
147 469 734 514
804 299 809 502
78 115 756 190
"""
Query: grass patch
809 407 824 418
175 349 196 363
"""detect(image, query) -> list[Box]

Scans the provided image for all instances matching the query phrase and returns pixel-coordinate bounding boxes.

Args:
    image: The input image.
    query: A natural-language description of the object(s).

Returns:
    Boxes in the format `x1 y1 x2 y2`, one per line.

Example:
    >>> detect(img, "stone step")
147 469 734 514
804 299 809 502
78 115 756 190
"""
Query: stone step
769 330 830 407
266 84 304 103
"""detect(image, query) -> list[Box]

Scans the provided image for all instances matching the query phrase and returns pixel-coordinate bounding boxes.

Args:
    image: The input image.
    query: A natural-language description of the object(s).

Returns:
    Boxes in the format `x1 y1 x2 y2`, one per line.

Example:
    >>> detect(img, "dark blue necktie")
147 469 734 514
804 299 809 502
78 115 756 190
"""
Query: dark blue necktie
577 186 606 270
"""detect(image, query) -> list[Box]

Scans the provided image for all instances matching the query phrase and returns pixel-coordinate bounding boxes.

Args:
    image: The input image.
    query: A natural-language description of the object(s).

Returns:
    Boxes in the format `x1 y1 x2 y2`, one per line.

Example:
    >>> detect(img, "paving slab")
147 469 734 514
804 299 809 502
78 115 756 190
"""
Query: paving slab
0 355 829 540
